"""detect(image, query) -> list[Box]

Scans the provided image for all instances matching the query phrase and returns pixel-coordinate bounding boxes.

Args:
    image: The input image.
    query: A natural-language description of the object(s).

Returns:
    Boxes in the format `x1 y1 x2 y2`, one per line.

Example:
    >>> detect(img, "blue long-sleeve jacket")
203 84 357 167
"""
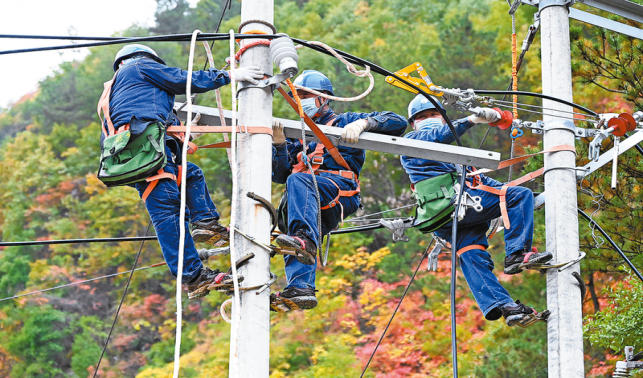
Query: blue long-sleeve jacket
401 117 498 186
104 57 230 138
272 110 408 184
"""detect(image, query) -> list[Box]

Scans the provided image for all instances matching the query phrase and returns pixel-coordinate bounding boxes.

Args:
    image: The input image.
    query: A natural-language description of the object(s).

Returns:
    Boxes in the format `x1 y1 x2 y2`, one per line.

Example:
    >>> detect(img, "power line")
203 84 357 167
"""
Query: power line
92 221 151 377
359 241 432 378
0 262 165 303
578 209 643 283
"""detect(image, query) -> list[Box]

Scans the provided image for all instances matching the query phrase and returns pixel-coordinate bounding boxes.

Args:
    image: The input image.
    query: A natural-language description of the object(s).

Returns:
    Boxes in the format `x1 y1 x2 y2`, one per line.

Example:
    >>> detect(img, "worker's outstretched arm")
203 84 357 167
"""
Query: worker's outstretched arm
340 111 407 143
138 60 231 95
413 117 476 144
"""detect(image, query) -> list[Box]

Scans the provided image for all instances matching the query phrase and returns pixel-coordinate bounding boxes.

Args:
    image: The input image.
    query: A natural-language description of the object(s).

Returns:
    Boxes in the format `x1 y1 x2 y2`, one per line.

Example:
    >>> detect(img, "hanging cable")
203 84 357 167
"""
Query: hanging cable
450 170 466 378
92 220 152 377
359 240 432 378
578 209 643 283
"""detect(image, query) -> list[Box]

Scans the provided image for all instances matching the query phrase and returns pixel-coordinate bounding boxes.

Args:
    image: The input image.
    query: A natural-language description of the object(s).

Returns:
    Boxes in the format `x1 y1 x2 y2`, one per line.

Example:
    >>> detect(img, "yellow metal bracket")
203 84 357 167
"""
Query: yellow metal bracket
385 62 444 96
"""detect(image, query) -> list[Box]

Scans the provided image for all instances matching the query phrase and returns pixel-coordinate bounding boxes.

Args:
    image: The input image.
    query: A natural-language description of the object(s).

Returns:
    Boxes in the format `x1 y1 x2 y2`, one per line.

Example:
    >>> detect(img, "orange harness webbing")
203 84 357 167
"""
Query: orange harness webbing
277 86 352 172
465 144 576 230
444 242 487 256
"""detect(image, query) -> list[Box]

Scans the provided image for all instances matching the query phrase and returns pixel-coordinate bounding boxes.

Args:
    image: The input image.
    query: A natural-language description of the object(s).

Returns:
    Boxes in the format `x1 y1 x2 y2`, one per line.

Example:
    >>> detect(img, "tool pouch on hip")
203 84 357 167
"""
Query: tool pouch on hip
97 122 167 187
412 172 458 233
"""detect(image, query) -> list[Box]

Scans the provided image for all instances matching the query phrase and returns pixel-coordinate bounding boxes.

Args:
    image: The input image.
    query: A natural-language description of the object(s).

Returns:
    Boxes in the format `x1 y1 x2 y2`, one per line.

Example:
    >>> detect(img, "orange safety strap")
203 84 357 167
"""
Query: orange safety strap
141 168 181 202
319 178 361 211
167 129 199 155
468 144 576 176
444 242 487 255
97 72 118 137
199 141 232 149
292 144 325 174
277 87 352 172
291 117 337 174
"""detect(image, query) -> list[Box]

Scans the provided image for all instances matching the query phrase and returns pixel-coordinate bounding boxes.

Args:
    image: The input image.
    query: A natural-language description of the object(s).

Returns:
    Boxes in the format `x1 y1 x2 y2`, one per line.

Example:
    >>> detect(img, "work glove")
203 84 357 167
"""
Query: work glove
341 118 369 143
272 119 286 145
229 66 264 85
468 107 502 124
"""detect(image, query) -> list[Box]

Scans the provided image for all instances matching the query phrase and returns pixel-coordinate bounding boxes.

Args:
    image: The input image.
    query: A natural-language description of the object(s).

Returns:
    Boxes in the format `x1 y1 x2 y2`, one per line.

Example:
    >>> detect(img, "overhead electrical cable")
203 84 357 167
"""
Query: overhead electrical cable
92 221 152 378
359 241 432 378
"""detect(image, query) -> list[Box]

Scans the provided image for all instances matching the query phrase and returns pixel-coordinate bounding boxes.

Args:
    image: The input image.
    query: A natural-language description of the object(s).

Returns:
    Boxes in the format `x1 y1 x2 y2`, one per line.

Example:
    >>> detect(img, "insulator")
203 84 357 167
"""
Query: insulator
613 361 630 377
270 35 299 77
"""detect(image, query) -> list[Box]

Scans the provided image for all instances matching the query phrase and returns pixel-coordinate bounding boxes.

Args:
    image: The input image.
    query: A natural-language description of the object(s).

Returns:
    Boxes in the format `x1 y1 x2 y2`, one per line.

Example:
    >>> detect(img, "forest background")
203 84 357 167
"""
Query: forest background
1 0 642 377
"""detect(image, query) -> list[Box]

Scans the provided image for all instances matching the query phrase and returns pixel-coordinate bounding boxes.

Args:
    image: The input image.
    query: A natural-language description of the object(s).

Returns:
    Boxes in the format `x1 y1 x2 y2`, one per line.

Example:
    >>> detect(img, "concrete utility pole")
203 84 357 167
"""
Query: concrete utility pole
232 2 274 377
539 1 584 377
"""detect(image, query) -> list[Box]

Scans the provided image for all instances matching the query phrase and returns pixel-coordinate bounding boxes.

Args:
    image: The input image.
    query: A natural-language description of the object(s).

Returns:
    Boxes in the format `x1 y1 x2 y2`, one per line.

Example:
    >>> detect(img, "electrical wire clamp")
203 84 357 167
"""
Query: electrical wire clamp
385 62 445 96
453 183 483 221
427 240 447 272
379 218 411 242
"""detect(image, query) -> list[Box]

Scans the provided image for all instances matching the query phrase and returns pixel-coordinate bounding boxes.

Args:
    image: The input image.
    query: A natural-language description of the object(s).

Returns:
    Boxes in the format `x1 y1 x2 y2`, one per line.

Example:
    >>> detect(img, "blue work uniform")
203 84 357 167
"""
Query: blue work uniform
400 118 534 320
105 57 230 283
273 110 407 290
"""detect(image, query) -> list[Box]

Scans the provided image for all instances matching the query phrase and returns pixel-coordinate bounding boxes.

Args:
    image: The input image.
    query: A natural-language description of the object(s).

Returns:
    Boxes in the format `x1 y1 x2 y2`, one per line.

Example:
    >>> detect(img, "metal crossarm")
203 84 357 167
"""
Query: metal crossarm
175 104 502 169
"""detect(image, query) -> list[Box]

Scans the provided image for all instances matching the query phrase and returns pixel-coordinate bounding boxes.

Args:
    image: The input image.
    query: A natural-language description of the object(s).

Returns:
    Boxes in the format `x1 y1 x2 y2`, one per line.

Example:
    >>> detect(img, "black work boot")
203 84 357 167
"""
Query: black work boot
271 287 318 312
500 300 549 327
275 231 317 265
191 218 229 246
504 248 553 275
187 267 243 300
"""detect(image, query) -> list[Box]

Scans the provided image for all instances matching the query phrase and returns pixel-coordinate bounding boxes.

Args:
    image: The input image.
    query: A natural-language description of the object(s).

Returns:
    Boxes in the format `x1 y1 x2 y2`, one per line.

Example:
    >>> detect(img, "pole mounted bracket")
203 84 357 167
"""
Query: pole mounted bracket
236 72 292 96
537 0 575 18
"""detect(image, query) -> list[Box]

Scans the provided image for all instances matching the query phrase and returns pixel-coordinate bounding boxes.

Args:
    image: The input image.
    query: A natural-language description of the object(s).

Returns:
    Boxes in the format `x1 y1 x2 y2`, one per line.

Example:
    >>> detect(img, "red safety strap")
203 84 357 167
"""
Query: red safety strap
277 86 352 172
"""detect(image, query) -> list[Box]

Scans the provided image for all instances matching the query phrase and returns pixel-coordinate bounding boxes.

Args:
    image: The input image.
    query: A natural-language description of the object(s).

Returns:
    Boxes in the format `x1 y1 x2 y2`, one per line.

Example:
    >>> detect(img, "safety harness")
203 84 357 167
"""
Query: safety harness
465 144 576 230
97 72 190 202
277 87 361 214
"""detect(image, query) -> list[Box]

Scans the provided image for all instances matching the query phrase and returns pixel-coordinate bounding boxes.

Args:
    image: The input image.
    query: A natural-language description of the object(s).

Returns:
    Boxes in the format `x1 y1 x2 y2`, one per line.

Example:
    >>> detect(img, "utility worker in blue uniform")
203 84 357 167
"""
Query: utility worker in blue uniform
101 44 264 299
270 70 407 310
400 94 552 326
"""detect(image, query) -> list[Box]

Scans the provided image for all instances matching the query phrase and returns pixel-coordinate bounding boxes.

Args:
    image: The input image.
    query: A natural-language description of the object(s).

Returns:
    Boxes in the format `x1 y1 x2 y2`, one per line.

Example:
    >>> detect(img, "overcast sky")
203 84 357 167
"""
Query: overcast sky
0 0 198 109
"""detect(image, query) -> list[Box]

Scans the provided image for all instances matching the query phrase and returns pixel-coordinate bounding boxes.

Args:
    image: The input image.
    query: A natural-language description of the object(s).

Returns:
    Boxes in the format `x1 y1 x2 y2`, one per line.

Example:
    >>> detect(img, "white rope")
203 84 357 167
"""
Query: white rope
227 28 242 378
172 28 202 378
294 41 374 102
201 40 234 168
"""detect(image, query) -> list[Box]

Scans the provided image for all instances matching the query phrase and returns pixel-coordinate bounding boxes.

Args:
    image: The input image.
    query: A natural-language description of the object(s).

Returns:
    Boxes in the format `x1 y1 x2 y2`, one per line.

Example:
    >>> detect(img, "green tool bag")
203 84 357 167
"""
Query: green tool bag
97 122 167 187
412 172 458 234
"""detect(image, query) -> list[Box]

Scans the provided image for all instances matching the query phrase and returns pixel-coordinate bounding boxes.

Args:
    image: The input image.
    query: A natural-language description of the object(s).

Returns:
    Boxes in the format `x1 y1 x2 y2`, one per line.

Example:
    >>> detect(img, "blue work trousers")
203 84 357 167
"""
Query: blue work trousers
283 172 360 290
131 147 220 283
434 184 534 319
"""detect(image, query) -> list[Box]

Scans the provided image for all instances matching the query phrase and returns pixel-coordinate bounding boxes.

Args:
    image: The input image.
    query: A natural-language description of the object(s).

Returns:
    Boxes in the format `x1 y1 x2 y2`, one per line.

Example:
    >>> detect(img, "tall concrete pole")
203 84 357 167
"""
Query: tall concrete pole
540 1 584 377
231 2 274 378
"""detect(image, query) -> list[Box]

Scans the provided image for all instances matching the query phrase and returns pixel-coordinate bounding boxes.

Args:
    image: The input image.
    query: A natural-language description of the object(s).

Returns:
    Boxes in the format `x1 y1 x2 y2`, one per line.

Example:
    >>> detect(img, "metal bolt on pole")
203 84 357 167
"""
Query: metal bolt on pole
230 2 275 378
540 1 585 377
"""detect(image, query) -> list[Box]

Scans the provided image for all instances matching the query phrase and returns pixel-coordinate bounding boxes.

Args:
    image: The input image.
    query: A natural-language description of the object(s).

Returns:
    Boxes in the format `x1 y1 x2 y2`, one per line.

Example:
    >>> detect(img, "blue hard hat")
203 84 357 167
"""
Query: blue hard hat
113 44 166 72
293 70 334 95
407 93 445 122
